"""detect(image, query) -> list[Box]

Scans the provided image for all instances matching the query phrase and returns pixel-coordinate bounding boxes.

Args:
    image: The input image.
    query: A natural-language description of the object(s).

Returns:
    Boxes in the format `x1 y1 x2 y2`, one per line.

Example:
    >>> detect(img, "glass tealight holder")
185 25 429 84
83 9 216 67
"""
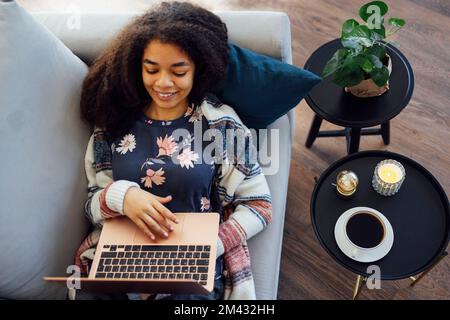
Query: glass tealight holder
372 159 406 196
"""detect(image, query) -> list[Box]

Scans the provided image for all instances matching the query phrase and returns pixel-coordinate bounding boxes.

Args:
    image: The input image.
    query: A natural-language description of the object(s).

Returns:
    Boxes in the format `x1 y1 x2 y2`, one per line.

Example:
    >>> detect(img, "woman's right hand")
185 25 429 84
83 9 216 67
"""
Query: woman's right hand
122 187 179 240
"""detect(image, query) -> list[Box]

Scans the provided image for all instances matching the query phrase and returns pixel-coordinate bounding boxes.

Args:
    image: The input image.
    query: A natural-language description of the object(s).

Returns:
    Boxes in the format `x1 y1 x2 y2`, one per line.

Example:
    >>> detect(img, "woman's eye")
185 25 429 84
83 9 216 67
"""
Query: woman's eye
146 70 186 77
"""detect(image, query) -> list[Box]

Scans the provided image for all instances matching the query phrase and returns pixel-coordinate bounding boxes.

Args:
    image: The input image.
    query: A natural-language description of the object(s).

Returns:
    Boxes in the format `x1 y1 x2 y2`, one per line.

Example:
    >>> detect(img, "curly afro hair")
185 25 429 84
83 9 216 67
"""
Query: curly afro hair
80 1 229 142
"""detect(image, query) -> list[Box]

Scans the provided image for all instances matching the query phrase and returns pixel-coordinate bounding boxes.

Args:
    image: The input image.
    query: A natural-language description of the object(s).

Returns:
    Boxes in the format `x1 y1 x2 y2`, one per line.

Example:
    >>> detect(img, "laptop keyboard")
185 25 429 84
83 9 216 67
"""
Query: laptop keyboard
95 245 211 286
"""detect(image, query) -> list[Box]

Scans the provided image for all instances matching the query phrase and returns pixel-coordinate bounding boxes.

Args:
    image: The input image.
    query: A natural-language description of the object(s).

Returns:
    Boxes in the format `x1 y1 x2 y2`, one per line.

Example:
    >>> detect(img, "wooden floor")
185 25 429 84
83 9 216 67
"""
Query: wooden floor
19 0 450 299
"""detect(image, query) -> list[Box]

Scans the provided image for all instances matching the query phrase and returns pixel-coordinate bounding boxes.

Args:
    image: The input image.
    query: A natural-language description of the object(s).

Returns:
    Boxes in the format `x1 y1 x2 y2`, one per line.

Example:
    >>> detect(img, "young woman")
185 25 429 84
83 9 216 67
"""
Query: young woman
73 1 272 300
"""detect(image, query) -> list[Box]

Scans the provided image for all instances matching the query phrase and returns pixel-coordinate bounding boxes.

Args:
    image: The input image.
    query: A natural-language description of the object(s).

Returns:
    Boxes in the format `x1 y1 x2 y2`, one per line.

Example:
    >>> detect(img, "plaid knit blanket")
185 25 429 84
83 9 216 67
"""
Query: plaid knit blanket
74 97 272 300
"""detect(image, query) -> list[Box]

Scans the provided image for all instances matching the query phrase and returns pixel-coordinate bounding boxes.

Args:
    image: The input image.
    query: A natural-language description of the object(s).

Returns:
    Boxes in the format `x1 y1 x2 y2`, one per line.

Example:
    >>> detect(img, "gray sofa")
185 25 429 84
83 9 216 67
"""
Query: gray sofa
0 2 293 299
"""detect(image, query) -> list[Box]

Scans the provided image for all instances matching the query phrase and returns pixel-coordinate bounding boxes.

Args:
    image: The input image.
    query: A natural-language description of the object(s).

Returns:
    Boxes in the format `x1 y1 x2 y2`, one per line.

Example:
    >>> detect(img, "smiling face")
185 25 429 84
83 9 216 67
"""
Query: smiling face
142 40 195 119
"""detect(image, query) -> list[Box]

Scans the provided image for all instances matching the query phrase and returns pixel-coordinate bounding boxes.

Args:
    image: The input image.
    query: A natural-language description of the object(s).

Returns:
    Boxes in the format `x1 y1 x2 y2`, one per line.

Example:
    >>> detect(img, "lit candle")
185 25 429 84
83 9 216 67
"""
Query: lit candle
378 163 403 183
372 159 406 196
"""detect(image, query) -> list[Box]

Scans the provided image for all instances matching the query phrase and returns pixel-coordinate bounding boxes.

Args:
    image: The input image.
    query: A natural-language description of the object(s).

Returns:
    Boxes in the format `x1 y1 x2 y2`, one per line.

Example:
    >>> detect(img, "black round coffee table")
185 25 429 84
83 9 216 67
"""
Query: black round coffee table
304 39 414 154
311 150 449 298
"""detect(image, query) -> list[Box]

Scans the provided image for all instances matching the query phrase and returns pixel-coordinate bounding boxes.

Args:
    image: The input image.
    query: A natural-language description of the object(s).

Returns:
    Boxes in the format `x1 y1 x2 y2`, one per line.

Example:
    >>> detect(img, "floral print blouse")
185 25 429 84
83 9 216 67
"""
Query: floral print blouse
111 105 216 214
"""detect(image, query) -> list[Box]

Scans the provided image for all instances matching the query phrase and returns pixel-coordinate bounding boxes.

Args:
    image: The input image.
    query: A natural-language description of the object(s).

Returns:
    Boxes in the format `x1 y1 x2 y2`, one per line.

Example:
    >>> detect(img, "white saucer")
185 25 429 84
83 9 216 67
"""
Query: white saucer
334 207 394 263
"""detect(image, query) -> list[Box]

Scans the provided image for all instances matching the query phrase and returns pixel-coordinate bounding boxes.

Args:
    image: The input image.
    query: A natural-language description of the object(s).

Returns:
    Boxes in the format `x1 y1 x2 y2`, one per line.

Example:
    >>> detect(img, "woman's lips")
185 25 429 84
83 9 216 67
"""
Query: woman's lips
154 90 179 101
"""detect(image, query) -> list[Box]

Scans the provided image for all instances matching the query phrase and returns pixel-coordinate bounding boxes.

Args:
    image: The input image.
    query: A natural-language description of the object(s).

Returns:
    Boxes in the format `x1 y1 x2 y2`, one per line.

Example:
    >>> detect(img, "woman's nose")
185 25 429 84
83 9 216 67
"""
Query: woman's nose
155 71 174 87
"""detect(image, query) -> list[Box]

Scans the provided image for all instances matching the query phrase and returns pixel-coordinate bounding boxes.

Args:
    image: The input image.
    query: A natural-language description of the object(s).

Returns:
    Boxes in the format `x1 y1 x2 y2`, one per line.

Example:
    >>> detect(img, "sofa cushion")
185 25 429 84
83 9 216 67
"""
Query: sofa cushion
248 114 291 299
212 44 321 129
0 0 90 299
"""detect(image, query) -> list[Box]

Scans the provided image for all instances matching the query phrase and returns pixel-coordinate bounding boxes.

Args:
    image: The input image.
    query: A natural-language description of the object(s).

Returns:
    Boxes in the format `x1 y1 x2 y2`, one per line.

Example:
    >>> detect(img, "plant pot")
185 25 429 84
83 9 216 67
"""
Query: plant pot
345 54 392 98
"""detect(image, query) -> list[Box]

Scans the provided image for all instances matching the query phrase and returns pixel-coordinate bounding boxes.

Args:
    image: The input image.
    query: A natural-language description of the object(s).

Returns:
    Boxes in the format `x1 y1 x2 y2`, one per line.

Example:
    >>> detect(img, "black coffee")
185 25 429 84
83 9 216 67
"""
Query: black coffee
345 213 384 248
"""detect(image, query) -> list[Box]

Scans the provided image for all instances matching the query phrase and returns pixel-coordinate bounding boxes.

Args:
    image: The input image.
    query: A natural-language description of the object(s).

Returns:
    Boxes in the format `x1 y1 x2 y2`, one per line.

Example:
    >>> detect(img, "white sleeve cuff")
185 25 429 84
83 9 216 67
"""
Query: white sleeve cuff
216 238 225 258
105 180 140 215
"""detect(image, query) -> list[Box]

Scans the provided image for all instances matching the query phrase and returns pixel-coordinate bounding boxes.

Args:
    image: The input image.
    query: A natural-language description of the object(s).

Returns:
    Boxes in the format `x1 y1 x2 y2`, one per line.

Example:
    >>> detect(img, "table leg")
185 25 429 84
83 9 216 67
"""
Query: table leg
347 127 361 154
344 127 351 146
305 114 323 148
381 121 390 145
352 275 367 300
410 252 448 286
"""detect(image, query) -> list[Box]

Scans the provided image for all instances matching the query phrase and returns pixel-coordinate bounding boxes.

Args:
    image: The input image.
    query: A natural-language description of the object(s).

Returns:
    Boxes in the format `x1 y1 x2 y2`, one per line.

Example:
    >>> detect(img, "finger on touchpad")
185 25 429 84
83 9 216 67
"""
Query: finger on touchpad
133 213 185 243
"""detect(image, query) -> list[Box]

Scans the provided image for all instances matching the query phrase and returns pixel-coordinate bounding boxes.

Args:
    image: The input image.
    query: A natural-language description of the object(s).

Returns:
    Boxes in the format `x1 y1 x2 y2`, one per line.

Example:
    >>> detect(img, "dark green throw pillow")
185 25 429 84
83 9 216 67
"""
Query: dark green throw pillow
212 44 322 129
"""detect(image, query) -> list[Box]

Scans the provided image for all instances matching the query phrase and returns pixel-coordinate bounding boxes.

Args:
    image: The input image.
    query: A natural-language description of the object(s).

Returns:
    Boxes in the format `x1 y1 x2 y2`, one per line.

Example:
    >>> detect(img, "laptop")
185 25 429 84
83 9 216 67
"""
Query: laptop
45 212 220 295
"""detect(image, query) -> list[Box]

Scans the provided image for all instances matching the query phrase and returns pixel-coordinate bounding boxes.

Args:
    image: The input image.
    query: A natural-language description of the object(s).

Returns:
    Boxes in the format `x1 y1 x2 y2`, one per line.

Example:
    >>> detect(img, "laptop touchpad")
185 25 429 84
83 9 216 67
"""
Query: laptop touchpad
133 214 185 243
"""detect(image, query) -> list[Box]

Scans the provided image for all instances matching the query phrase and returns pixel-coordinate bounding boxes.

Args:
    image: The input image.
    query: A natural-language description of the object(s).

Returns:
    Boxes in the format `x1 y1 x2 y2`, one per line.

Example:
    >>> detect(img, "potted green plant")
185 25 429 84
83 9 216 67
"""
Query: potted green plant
322 1 405 98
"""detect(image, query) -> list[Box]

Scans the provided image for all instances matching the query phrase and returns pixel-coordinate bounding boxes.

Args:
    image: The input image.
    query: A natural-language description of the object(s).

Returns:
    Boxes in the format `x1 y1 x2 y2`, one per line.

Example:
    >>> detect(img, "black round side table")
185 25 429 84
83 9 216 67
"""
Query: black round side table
311 150 449 299
304 39 414 154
